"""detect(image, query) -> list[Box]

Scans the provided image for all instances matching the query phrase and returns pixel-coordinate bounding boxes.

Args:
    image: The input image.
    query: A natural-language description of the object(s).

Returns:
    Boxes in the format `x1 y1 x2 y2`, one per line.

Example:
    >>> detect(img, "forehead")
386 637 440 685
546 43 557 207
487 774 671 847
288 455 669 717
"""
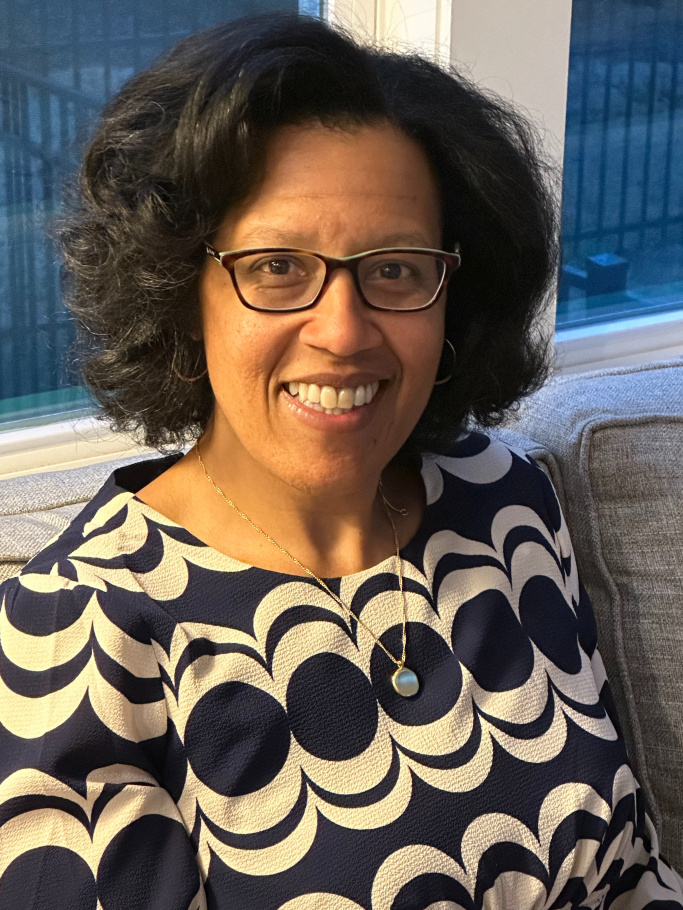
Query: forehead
216 122 442 249
260 122 436 192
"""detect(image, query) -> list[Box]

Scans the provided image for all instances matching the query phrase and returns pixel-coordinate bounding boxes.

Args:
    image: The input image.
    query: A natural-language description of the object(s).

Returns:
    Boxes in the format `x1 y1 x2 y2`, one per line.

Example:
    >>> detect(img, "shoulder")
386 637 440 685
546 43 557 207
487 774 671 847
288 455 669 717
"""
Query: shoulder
0 458 176 634
420 430 563 538
0 484 118 631
422 429 550 492
7 454 183 581
13 478 134 576
0 461 184 692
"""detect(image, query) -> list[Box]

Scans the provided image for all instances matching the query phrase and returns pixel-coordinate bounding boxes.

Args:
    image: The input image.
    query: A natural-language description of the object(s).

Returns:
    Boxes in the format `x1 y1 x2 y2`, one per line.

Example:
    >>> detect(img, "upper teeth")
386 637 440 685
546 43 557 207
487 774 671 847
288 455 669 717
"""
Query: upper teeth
287 381 380 413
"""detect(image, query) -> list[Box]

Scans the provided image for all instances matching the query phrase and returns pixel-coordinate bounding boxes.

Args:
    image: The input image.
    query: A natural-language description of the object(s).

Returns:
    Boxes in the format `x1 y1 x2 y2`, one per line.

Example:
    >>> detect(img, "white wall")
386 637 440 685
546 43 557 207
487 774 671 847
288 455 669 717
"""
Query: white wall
329 0 573 165
327 0 453 64
449 0 573 164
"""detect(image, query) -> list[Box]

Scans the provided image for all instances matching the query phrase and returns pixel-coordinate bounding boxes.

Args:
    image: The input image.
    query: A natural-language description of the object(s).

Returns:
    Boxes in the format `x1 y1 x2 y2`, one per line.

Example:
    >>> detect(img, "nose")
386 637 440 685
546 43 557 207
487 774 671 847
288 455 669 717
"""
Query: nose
297 267 383 356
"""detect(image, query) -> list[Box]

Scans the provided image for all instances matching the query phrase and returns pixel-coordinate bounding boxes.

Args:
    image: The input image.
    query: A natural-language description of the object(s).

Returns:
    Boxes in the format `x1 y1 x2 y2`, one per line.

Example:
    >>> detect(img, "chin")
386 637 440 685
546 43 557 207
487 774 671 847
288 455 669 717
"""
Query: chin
276 450 390 495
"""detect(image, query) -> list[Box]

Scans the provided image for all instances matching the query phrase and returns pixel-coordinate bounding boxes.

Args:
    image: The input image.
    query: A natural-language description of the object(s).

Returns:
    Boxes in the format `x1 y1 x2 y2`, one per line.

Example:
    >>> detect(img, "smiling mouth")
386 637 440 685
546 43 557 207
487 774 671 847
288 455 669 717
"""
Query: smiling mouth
284 380 380 415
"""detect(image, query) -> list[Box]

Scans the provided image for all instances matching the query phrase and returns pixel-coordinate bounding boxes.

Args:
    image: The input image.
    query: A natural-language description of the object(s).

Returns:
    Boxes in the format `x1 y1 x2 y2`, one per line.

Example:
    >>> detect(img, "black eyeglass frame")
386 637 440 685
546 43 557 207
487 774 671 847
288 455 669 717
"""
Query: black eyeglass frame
205 244 462 313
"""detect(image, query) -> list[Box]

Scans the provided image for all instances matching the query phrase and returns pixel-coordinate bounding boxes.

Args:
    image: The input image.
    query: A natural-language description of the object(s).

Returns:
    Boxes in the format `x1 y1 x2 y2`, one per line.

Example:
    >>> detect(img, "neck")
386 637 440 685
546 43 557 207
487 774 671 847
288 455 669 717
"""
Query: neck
193 420 421 578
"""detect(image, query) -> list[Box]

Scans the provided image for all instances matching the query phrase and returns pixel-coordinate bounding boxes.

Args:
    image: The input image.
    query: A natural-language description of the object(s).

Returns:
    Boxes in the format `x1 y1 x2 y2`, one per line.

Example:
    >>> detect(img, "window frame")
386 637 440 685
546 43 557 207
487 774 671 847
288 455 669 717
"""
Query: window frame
555 309 683 374
1 0 680 478
0 417 153 480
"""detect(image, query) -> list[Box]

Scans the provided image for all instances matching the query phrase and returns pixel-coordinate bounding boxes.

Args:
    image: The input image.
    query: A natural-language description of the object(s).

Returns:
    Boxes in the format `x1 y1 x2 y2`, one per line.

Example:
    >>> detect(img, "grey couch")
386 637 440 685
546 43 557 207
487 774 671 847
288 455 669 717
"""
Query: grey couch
1 358 682 869
492 358 683 870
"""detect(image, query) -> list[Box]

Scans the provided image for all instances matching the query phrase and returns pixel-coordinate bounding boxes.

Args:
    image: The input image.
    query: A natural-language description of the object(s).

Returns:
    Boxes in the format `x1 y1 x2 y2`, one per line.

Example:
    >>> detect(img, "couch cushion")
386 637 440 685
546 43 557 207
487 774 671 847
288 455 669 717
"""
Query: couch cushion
0 454 159 581
0 562 26 584
501 358 683 870
0 501 85 559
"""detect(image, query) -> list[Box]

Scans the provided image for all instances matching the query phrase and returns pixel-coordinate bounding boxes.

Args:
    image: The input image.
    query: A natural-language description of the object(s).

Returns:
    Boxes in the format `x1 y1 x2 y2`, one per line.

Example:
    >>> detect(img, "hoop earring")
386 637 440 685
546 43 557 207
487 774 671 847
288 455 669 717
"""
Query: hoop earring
172 348 208 383
433 338 456 386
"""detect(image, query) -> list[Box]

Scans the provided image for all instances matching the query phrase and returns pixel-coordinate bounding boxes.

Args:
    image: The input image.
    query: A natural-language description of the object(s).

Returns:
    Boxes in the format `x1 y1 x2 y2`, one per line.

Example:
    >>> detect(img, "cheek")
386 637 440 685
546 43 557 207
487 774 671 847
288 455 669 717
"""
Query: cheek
394 313 445 388
199 281 257 382
202 306 289 402
207 334 267 395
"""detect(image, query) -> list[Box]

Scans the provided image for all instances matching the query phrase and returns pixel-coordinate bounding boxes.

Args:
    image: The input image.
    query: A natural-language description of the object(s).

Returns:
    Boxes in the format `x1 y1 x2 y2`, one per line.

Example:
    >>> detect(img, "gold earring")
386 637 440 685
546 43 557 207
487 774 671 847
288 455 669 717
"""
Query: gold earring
172 348 208 383
433 338 456 386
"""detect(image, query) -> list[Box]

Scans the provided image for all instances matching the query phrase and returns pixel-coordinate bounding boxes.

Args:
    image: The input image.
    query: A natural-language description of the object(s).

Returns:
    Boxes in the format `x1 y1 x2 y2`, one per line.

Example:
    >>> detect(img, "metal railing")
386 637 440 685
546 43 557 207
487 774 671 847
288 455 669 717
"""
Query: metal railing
0 0 299 410
559 0 683 315
0 61 100 401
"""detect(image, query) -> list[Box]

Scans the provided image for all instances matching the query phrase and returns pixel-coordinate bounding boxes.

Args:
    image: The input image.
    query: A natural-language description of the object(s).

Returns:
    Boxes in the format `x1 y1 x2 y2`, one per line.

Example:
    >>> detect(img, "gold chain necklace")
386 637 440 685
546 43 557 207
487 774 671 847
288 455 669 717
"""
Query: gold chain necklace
195 442 420 697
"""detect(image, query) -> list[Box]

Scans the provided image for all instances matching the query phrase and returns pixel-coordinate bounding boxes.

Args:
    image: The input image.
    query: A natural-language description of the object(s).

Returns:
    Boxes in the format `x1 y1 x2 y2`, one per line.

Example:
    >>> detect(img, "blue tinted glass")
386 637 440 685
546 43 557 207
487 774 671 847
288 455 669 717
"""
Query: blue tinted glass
0 0 303 429
558 0 683 329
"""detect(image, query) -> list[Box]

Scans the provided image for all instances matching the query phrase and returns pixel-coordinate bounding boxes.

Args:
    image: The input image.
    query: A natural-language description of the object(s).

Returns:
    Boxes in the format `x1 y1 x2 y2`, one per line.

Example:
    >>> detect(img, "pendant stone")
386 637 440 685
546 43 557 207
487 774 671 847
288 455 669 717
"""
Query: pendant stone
392 666 420 697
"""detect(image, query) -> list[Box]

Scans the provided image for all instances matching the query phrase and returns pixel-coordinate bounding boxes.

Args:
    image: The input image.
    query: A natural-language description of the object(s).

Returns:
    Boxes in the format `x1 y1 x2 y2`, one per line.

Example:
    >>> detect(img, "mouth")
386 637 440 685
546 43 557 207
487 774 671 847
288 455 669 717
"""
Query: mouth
283 380 380 415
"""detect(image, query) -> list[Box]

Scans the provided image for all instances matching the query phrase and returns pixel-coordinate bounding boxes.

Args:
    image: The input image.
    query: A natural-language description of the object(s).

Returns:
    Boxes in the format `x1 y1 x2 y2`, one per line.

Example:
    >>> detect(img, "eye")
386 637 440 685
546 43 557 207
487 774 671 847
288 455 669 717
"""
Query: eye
369 260 419 281
379 262 404 280
264 258 293 275
248 256 310 277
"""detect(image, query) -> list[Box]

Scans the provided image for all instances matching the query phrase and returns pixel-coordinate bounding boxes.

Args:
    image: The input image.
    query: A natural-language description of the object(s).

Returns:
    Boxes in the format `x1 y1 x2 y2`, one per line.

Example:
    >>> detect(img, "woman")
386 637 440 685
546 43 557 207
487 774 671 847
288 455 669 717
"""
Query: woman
0 13 680 910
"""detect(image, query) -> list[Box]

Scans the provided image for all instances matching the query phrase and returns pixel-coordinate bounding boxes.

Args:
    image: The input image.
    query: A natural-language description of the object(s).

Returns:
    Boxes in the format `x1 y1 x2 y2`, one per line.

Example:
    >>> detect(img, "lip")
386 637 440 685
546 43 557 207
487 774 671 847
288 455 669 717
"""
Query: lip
280 383 384 432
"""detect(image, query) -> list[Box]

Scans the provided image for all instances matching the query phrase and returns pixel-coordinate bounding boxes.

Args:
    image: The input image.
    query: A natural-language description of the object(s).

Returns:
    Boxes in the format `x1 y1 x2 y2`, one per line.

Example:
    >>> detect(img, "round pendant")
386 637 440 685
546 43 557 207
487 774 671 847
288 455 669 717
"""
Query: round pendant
391 666 420 697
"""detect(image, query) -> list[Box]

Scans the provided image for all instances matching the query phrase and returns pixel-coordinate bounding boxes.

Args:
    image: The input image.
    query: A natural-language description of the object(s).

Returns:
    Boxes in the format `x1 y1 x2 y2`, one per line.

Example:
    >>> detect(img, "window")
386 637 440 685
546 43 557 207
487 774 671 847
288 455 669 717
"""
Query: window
0 0 309 431
2 0 679 471
558 0 683 329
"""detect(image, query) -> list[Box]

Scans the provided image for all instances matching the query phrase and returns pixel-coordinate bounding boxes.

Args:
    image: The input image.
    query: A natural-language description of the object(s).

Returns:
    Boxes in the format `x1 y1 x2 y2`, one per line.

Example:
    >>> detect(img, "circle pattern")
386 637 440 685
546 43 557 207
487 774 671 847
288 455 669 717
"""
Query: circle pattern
519 576 581 674
287 653 378 760
0 847 97 910
452 589 534 691
2 433 667 910
98 815 200 910
185 681 291 796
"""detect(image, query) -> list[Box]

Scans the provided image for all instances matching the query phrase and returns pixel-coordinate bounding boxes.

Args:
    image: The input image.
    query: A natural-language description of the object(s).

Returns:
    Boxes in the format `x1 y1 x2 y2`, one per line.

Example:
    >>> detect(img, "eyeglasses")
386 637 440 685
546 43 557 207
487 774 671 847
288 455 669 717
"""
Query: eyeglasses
205 244 462 312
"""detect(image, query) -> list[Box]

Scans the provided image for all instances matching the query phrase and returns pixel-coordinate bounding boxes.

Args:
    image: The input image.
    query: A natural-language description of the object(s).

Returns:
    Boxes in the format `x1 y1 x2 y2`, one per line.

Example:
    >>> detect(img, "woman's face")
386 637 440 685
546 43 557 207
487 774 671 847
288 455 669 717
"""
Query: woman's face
198 121 446 495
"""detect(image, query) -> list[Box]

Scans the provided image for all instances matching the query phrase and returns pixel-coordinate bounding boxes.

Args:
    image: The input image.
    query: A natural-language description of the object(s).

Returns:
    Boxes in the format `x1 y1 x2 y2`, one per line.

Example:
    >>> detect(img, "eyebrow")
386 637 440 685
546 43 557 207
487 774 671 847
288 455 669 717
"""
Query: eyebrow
235 225 435 250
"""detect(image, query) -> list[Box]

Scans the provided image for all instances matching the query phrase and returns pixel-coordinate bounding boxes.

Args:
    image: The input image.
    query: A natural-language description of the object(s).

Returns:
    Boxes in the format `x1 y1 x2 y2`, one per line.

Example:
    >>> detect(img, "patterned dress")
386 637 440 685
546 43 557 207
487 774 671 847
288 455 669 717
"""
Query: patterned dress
0 433 680 910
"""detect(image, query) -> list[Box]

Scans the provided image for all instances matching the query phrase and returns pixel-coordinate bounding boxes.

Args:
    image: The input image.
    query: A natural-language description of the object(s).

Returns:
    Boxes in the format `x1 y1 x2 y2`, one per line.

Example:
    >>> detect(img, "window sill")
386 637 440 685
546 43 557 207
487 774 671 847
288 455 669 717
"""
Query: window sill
0 416 155 480
554 309 683 375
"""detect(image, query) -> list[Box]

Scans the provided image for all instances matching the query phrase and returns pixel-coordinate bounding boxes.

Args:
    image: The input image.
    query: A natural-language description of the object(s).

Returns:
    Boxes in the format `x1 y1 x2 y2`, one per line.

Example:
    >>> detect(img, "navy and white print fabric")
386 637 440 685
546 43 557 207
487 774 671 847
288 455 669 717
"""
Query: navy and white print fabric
0 433 681 910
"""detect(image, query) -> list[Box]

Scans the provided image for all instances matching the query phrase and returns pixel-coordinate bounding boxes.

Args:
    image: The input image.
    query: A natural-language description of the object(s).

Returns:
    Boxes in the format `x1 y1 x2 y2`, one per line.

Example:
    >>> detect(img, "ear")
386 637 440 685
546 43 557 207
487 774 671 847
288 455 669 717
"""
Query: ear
188 313 203 342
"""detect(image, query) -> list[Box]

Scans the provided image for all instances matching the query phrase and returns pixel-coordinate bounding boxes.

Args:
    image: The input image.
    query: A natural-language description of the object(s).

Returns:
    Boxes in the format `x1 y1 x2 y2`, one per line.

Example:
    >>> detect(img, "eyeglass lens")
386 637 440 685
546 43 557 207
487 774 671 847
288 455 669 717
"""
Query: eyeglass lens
231 251 446 310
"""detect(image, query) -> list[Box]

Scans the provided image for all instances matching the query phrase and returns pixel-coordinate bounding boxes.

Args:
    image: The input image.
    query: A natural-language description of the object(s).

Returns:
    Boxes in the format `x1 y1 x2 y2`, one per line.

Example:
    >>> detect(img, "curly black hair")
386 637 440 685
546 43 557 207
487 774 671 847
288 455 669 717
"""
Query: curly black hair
58 12 559 454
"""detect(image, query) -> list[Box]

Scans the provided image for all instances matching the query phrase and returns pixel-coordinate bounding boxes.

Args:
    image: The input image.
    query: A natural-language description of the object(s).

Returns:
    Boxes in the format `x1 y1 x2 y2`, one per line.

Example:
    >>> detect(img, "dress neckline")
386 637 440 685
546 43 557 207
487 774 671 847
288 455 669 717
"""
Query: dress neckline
112 453 434 584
